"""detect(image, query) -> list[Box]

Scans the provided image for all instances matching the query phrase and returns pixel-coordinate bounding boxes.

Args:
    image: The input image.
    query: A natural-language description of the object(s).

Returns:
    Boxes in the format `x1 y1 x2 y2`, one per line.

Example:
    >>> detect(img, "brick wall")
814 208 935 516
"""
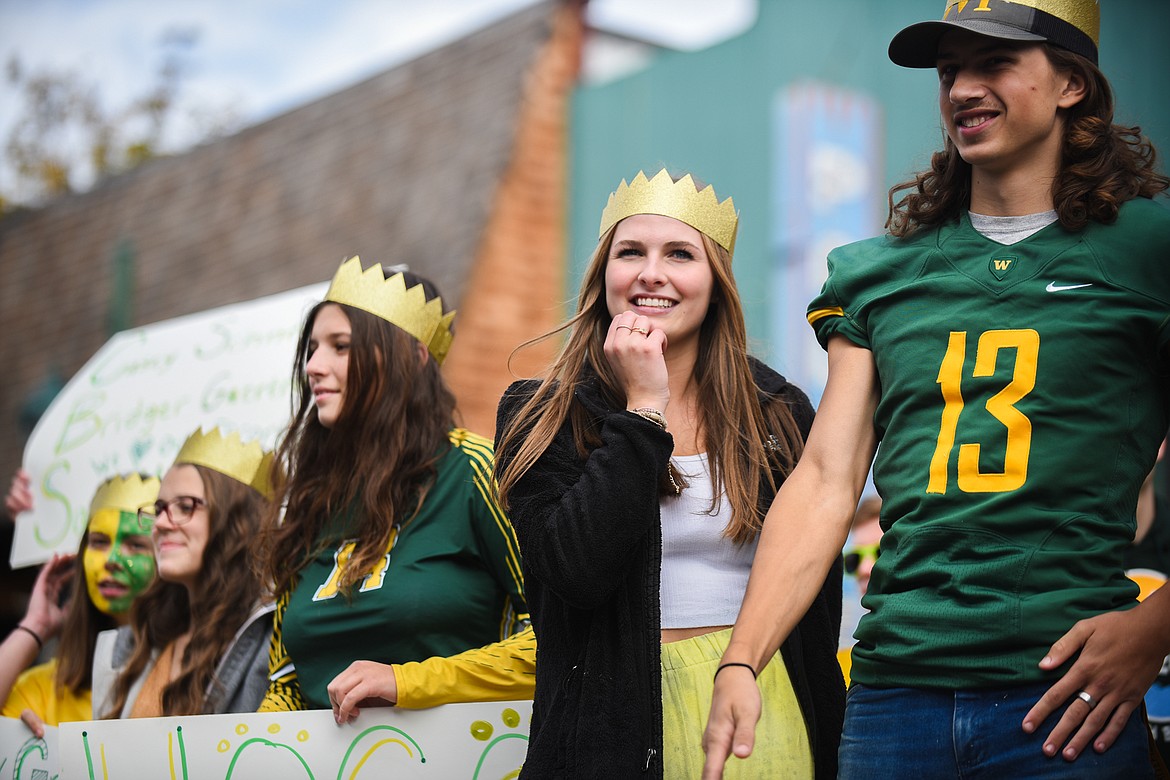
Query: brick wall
445 0 584 436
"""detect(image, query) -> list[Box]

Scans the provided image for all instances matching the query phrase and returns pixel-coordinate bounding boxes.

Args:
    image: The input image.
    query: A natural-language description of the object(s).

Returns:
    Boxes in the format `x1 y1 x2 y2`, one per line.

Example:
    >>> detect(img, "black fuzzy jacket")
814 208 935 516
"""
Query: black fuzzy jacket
495 358 844 779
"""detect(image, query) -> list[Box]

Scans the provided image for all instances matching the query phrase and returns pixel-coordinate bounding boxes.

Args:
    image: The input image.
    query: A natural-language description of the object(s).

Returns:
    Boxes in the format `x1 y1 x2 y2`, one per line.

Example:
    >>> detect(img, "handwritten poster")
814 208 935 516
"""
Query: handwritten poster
58 702 530 780
0 717 59 780
12 283 329 568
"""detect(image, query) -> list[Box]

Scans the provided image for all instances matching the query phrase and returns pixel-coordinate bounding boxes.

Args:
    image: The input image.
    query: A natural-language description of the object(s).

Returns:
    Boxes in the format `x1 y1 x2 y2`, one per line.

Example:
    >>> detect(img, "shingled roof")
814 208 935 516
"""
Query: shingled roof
0 0 574 505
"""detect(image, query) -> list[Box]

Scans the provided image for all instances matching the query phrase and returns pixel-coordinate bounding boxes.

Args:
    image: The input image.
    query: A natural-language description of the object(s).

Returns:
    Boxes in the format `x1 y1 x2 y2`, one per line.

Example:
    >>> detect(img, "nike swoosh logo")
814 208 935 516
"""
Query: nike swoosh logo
1046 282 1093 292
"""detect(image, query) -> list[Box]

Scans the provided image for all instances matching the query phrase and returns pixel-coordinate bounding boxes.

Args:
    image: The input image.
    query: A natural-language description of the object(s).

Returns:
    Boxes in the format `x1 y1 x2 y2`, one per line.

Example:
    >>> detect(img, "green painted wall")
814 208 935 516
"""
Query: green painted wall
570 0 1170 372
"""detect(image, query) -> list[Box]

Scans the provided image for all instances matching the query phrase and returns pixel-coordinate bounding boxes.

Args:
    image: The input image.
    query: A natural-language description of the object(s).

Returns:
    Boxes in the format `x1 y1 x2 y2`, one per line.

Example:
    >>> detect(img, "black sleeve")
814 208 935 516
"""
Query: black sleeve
495 381 673 609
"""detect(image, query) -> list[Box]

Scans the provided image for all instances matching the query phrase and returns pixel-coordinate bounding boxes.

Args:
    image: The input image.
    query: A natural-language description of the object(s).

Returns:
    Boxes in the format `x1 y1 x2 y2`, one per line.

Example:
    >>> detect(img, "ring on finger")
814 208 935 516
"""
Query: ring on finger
616 324 634 331
1076 690 1098 711
630 327 649 335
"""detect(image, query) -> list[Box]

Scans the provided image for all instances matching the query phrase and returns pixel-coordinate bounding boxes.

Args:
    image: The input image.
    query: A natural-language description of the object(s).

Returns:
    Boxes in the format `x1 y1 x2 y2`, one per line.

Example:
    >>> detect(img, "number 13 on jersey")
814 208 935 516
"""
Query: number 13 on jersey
927 329 1040 494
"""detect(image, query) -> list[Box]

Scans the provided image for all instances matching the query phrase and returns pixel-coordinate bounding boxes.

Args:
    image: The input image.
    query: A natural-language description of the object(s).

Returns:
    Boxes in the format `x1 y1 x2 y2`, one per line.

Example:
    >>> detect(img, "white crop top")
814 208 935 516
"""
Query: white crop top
659 453 758 629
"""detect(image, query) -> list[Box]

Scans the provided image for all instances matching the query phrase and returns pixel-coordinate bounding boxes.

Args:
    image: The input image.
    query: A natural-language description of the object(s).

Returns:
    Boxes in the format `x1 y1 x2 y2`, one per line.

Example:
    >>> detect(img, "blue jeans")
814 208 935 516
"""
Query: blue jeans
838 682 1154 779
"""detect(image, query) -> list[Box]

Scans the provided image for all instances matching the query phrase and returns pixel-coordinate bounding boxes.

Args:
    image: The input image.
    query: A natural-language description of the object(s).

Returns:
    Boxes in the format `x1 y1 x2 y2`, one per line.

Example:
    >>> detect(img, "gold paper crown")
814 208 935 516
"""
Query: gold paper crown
90 473 161 517
324 257 456 364
174 427 275 498
598 169 739 253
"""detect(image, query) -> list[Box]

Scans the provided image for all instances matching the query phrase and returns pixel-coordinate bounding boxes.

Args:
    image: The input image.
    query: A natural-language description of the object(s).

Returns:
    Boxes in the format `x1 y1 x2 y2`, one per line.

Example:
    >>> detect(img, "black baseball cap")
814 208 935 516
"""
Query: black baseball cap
889 0 1100 68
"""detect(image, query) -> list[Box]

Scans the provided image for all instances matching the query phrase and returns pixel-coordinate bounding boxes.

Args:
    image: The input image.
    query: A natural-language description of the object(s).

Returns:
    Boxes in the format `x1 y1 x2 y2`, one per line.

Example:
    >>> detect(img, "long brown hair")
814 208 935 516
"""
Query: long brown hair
496 215 805 545
55 531 119 694
104 466 269 716
887 45 1169 238
264 272 456 596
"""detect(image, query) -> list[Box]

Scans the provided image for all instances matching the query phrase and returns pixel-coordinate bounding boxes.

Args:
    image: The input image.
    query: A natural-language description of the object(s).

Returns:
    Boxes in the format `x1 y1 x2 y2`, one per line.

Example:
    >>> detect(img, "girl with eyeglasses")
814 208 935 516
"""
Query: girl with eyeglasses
0 470 158 735
91 427 275 717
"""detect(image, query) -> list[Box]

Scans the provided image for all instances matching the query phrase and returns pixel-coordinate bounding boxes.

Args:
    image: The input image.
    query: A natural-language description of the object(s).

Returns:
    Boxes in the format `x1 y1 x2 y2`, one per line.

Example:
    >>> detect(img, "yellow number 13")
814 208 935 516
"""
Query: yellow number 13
927 329 1039 494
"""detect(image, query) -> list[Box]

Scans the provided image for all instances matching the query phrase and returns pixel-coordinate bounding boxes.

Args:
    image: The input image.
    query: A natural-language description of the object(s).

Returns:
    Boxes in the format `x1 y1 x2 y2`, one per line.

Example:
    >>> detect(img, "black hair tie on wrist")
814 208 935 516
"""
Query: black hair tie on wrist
14 625 43 651
714 661 757 682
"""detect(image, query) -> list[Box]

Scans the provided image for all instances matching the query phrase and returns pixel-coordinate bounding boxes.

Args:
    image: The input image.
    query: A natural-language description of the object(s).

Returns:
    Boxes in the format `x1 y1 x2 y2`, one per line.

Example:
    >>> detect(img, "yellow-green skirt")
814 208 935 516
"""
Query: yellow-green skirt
660 628 813 779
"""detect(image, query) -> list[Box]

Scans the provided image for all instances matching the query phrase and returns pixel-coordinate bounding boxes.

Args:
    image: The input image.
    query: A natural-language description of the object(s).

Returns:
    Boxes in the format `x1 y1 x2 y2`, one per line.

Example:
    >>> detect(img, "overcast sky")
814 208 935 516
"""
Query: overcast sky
0 0 755 201
0 0 537 190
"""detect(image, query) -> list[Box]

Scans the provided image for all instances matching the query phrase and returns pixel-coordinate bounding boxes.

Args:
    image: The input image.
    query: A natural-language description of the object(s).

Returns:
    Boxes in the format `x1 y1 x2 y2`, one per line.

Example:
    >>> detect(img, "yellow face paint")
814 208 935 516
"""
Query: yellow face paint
83 508 156 616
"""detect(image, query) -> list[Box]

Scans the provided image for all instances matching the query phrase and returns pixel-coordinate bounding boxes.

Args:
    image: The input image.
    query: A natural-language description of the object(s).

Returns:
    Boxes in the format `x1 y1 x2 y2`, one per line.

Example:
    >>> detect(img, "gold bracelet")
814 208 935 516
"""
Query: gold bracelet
629 407 667 430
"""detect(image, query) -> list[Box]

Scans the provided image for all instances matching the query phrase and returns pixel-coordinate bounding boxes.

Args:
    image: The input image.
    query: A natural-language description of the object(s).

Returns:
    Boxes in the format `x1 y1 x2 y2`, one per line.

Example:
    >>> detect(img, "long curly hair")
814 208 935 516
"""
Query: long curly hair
263 271 456 597
887 45 1169 238
496 196 805 545
103 466 269 716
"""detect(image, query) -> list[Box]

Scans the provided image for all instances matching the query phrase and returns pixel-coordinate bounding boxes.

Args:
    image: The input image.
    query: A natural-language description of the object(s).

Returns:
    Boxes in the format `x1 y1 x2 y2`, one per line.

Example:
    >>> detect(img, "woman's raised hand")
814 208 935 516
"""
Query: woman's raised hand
23 553 76 642
4 469 34 521
604 311 670 413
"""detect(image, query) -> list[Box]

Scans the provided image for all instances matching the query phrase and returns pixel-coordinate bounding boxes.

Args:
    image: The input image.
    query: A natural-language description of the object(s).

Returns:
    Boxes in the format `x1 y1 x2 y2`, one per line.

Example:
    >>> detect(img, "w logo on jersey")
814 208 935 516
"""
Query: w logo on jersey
312 526 400 601
989 255 1017 280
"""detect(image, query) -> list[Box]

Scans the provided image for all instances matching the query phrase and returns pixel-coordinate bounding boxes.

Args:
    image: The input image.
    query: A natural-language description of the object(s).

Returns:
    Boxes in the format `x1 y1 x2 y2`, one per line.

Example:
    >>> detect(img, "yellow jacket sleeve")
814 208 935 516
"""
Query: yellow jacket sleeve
392 625 536 709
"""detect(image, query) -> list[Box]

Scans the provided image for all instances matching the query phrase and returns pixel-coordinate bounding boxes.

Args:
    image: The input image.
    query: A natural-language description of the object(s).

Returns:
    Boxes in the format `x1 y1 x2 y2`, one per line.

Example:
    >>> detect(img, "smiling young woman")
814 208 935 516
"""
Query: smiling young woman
92 427 275 718
494 169 843 778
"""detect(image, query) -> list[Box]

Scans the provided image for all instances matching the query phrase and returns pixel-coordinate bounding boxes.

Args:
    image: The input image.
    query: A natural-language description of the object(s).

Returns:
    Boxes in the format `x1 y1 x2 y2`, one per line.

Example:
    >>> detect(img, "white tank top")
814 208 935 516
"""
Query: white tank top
659 453 759 629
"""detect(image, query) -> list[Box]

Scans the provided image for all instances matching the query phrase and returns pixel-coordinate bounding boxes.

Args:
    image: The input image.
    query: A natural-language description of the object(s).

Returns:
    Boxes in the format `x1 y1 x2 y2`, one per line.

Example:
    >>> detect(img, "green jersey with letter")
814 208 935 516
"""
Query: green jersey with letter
262 429 528 709
808 199 1170 688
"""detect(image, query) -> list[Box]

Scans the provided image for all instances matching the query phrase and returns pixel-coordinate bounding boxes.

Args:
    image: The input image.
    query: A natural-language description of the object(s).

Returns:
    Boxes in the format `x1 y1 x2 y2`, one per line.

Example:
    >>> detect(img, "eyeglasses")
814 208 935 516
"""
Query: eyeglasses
137 496 207 530
843 542 880 575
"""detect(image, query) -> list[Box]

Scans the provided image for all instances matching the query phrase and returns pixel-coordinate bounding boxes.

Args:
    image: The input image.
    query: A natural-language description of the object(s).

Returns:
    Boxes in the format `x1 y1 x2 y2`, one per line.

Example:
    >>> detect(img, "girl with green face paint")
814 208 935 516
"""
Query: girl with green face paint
1 472 160 735
96 427 276 719
82 508 156 617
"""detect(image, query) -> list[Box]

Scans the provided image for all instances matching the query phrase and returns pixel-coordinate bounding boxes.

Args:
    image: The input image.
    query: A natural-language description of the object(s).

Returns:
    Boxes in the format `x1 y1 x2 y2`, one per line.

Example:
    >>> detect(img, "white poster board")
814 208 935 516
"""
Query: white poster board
59 702 530 780
0 717 58 780
12 283 329 568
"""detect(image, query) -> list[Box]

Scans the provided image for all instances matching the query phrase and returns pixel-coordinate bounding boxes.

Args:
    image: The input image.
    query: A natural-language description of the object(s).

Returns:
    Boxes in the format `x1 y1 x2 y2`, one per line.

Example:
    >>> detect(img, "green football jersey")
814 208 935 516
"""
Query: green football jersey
273 429 527 709
808 199 1170 688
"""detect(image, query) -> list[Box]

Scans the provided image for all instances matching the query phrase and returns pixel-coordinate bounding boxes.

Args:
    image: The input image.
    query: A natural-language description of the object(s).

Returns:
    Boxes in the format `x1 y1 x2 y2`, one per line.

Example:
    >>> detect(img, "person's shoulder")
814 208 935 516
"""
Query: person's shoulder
448 427 494 452
1084 198 1170 295
1112 197 1170 236
817 228 941 315
497 378 546 419
826 227 940 286
496 376 599 430
1117 196 1170 221
831 226 939 260
749 356 800 397
749 357 815 430
236 601 276 645
92 626 127 668
502 378 545 400
446 428 497 470
14 658 57 687
1084 197 1170 240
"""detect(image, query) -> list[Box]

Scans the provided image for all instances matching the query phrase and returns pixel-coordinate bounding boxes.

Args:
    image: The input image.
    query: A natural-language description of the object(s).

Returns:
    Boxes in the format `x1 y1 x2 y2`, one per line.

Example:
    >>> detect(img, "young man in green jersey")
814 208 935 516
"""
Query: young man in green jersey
703 1 1170 777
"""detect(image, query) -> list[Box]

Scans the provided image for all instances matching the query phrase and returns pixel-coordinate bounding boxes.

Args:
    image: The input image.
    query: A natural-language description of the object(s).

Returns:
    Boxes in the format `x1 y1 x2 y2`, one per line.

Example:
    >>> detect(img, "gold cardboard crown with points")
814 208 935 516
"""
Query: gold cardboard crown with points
90 473 161 517
324 257 456 364
598 169 739 253
174 427 275 498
